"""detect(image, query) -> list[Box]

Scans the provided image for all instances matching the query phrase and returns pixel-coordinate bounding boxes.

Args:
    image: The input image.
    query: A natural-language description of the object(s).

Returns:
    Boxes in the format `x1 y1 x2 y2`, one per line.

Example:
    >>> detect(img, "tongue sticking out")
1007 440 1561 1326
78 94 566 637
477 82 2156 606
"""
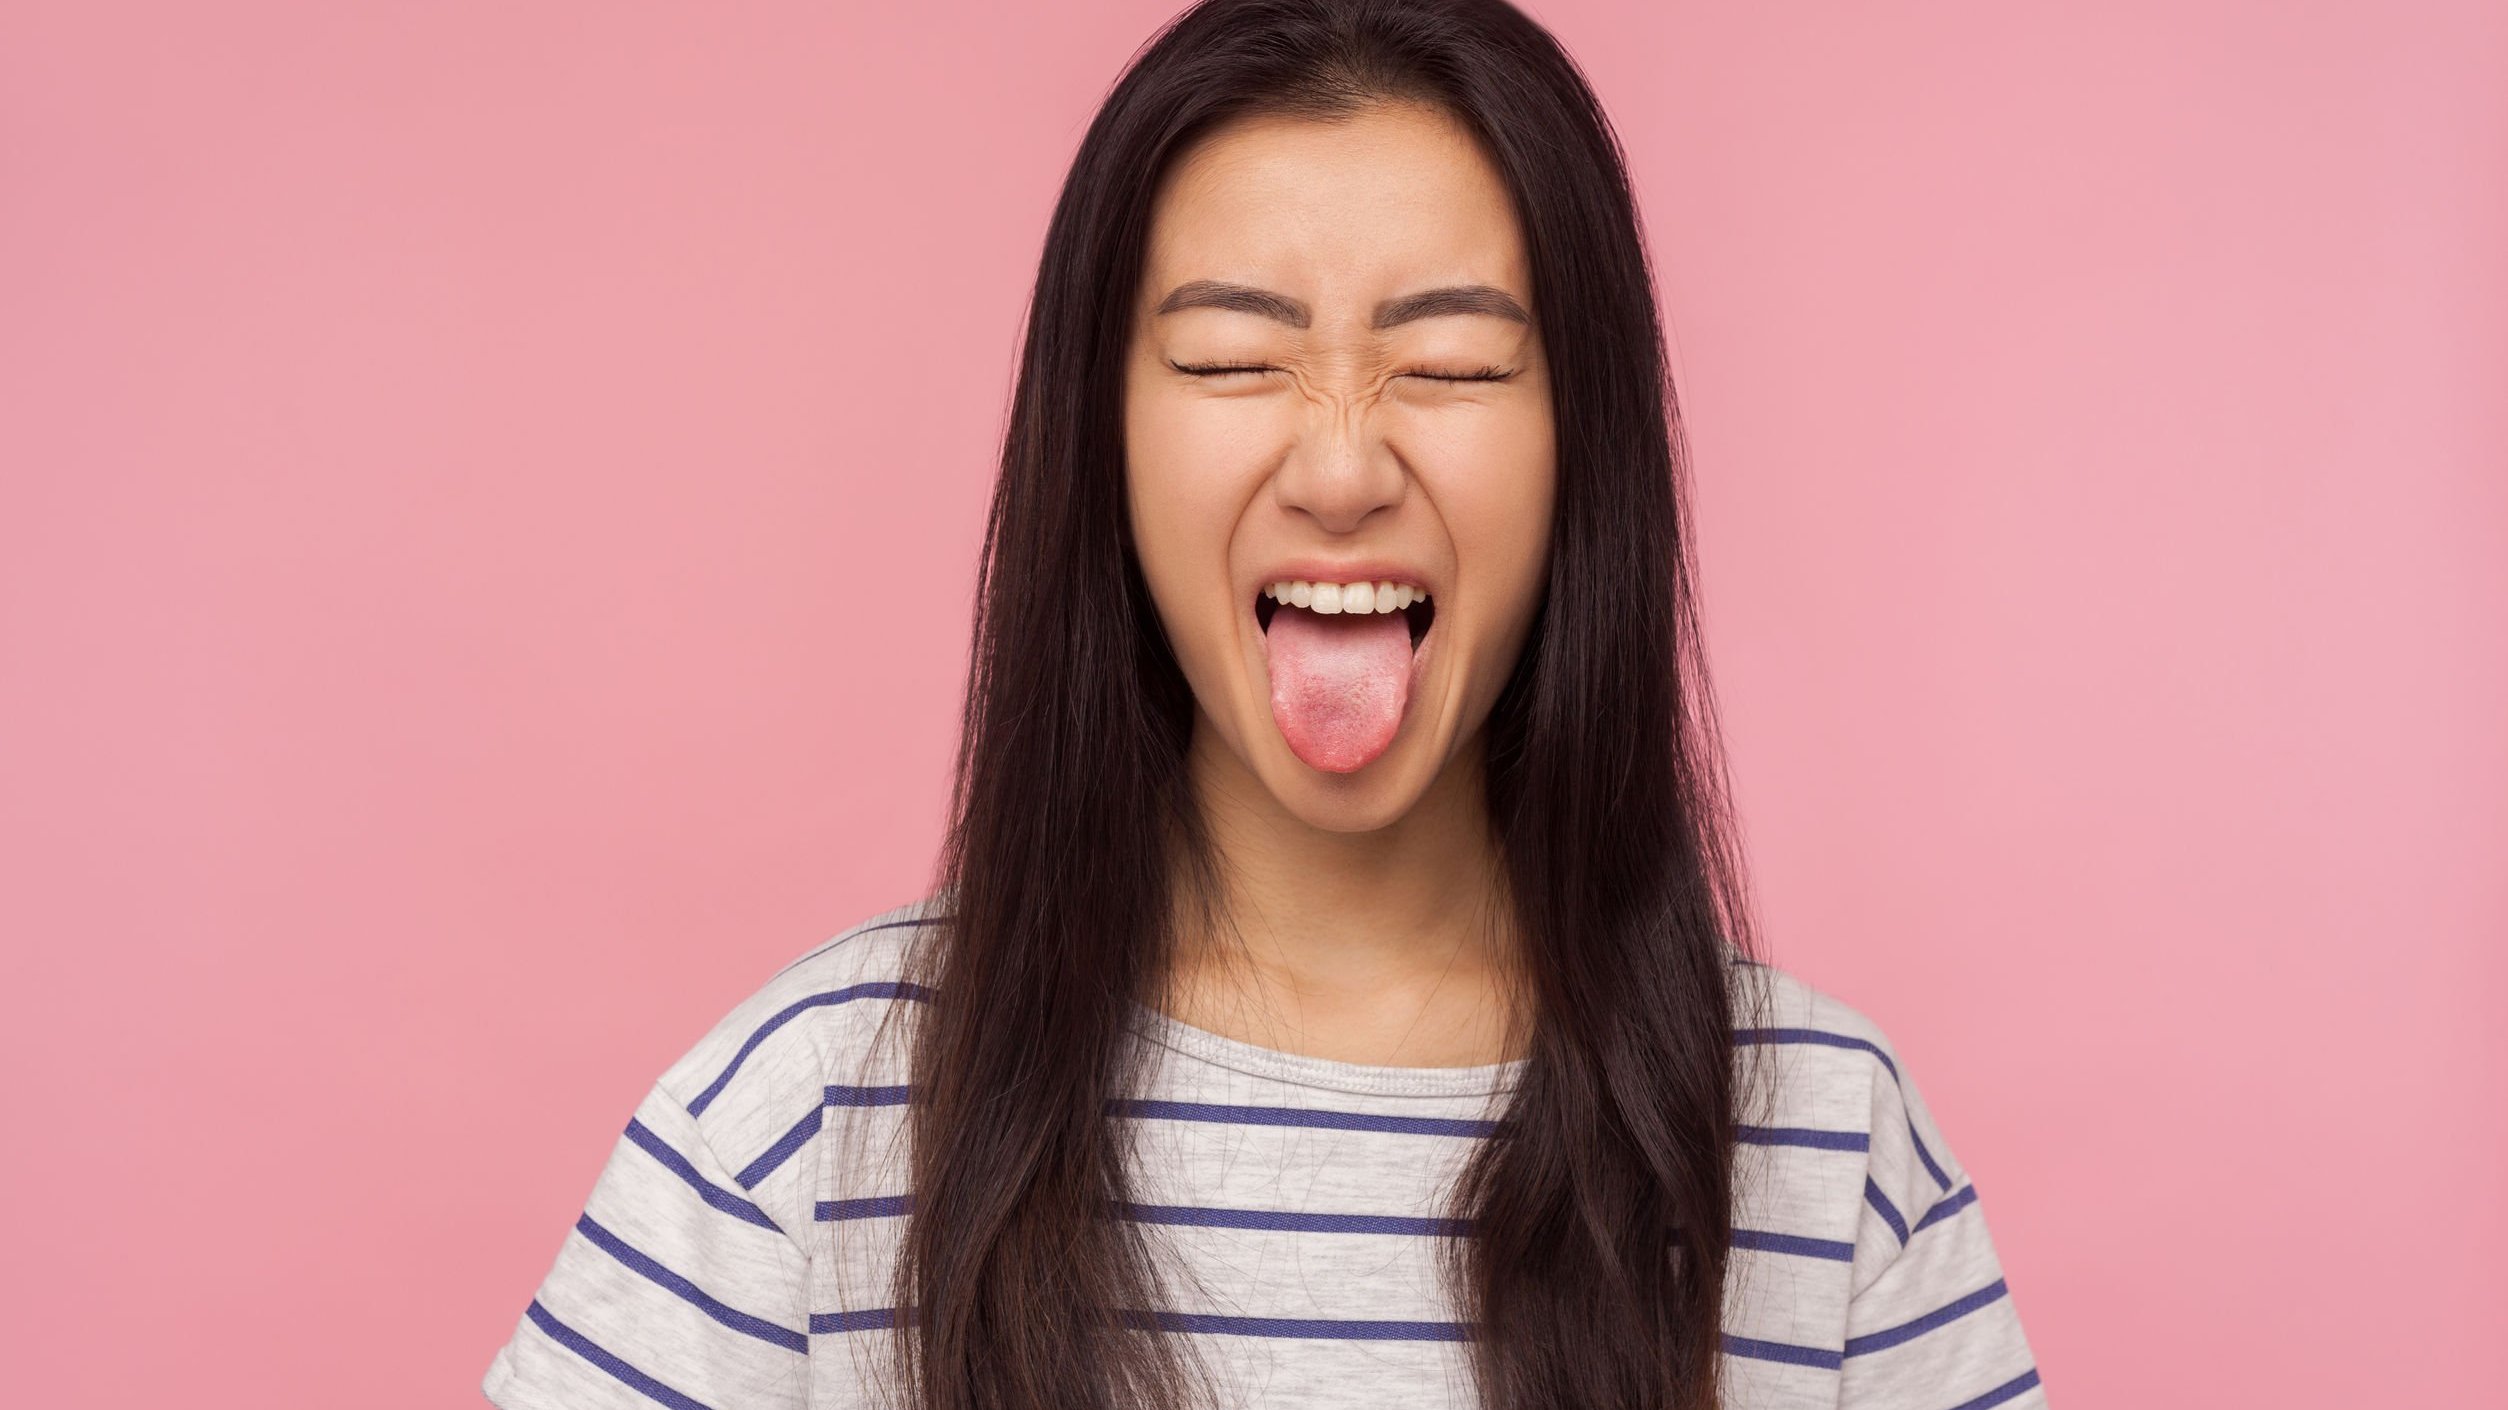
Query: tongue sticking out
1264 606 1414 773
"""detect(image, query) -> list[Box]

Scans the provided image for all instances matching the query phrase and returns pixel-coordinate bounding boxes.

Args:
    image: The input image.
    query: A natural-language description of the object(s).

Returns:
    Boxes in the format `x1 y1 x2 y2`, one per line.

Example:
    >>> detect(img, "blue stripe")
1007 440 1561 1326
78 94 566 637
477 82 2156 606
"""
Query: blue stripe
818 1193 914 1222
728 1049 1913 1205
1737 1124 1869 1152
1946 1367 2042 1410
1733 1027 1900 1082
1119 1309 1474 1341
1120 1201 1474 1237
775 913 952 979
737 1104 823 1189
808 1306 1969 1360
1866 1177 1910 1244
1731 1227 1856 1261
830 1083 915 1108
1912 1183 1979 1234
1844 1278 2010 1357
1910 1126 1954 1189
776 1089 1503 1138
823 1194 1862 1258
810 1306 902 1334
573 1213 808 1353
1110 1097 1501 1138
737 1085 912 1189
687 981 932 1116
622 1119 782 1232
1733 1027 1952 1191
524 1298 717 1410
1720 1332 1845 1370
810 1306 1474 1341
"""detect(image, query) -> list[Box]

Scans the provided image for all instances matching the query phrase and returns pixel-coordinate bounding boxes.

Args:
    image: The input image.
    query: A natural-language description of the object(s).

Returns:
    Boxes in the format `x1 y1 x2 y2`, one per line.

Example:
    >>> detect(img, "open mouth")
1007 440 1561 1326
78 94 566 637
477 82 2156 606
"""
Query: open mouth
1251 581 1437 773
1254 588 1435 648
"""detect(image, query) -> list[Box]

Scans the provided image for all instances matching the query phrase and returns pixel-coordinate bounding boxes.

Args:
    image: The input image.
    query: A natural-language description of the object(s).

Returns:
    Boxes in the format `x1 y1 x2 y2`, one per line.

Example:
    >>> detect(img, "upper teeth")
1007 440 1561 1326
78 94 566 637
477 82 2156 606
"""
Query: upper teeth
1262 579 1427 615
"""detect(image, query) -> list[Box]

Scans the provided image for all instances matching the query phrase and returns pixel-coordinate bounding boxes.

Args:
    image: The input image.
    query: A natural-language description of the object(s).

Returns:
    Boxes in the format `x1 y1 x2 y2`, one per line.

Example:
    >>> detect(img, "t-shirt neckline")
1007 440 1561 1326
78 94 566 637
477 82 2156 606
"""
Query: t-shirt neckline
1123 997 1527 1098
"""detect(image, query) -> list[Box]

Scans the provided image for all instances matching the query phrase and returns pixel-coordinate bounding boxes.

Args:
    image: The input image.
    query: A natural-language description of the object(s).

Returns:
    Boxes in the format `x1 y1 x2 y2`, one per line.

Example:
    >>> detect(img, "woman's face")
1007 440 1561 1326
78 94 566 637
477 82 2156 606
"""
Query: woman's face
1124 100 1556 831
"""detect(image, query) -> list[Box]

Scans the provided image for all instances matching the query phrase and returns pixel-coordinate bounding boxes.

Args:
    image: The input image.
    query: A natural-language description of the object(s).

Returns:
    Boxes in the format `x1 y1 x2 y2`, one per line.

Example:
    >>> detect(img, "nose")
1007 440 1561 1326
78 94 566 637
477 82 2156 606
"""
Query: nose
1269 404 1405 535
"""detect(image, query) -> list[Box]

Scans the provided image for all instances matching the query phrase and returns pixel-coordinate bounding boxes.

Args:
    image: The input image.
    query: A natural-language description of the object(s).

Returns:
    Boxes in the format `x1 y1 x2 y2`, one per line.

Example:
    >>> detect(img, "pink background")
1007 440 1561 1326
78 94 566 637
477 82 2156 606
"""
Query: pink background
4 2 2501 1405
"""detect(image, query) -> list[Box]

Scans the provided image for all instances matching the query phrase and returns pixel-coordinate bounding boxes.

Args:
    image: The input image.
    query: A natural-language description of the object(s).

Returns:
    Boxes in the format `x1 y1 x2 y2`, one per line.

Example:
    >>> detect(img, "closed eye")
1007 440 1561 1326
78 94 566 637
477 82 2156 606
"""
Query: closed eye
1171 361 1276 378
1169 361 1516 382
1407 366 1515 383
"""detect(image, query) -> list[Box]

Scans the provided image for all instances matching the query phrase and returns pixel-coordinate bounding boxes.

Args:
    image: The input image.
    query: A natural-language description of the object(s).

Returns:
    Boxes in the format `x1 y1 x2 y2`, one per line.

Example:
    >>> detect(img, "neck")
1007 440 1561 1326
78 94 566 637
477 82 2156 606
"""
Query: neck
1157 711 1528 1066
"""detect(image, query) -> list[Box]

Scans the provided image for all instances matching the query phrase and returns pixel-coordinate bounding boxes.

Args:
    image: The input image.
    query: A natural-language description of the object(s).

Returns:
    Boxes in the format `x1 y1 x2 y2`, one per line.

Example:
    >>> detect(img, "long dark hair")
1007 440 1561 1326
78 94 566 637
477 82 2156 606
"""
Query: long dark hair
880 1 1766 1405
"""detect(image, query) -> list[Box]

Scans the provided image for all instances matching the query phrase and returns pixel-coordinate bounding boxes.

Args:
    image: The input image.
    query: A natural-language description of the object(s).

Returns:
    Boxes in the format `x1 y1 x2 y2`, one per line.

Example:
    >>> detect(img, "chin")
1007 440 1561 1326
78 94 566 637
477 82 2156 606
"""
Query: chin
1267 765 1434 832
1252 697 1463 833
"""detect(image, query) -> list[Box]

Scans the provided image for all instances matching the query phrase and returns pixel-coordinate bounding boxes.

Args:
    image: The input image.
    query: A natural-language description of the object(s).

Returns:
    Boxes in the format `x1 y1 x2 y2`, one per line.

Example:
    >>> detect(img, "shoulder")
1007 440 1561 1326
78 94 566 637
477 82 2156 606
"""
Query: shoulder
1724 962 2046 1403
1730 959 1976 1238
480 903 952 1405
644 893 946 1176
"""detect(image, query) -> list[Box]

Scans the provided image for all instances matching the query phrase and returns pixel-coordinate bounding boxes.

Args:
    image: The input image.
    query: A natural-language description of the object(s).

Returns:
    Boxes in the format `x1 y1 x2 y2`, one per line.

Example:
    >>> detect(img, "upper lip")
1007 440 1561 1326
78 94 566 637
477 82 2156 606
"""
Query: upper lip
1251 558 1437 600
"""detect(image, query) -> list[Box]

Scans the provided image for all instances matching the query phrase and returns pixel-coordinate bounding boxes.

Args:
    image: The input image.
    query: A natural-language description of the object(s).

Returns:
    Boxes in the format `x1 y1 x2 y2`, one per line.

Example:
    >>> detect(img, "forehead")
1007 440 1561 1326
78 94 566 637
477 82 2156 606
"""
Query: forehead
1142 102 1530 310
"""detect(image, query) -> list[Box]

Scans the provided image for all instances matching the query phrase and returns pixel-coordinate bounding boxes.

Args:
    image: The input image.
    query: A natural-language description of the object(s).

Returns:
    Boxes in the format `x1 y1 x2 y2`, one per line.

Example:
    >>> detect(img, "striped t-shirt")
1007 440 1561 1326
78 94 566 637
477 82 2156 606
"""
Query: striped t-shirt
482 896 2046 1410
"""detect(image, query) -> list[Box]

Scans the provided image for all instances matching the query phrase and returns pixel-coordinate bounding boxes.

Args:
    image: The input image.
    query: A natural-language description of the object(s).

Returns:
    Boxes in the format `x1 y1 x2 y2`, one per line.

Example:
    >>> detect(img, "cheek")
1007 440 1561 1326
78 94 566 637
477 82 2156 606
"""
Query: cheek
1429 422 1556 620
1125 397 1251 646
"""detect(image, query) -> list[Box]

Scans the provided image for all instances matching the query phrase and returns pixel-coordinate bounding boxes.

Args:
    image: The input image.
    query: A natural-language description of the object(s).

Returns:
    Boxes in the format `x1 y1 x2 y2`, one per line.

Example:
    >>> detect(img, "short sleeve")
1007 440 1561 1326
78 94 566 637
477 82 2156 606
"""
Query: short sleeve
1839 1044 2046 1410
481 1081 815 1410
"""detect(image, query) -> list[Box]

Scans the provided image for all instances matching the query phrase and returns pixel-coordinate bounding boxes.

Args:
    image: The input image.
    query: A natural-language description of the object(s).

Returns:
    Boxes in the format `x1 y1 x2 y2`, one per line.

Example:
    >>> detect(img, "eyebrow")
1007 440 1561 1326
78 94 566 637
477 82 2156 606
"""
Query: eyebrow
1152 279 1531 330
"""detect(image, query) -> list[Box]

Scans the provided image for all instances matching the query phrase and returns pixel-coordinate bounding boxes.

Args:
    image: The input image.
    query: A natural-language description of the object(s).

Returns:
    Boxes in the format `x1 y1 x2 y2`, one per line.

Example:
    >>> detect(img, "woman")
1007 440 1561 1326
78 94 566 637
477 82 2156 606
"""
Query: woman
482 2 2045 1407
